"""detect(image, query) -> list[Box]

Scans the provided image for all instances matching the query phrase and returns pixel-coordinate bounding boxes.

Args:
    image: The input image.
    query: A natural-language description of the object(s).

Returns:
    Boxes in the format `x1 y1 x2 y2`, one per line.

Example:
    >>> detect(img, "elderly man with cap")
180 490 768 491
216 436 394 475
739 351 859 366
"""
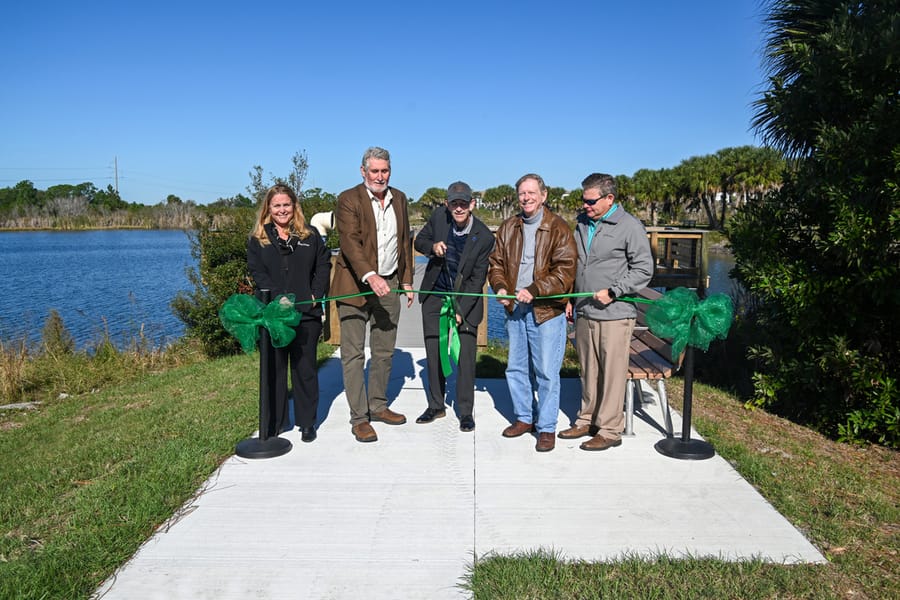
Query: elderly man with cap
413 181 494 432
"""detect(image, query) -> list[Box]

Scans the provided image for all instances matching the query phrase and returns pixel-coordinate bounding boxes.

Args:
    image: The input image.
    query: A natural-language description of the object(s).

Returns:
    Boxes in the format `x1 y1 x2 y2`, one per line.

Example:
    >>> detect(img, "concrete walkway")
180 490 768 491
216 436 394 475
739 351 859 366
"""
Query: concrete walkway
95 264 825 599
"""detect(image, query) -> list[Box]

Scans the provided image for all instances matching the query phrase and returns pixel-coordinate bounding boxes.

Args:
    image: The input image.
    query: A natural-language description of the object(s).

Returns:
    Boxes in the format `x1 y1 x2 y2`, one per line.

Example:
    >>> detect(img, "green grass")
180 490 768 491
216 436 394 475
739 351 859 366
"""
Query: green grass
1 344 897 599
0 353 260 599
463 380 900 600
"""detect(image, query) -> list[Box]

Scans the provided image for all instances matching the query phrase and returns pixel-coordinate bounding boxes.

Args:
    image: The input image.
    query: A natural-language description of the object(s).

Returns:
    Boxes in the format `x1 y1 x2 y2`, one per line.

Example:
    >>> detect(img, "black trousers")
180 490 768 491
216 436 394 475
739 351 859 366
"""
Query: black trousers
273 317 322 430
421 294 477 417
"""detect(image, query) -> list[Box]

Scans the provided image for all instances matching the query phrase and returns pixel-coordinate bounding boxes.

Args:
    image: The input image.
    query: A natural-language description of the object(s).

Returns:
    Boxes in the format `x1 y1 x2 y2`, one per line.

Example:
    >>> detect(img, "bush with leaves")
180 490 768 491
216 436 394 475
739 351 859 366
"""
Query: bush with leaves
172 209 256 357
729 0 900 447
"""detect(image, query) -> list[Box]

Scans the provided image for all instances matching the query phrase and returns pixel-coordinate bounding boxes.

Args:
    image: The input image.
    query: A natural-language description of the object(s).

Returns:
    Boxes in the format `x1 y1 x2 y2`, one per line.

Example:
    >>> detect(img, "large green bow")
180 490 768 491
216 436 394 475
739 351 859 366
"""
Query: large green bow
644 287 734 361
439 295 461 376
219 293 301 353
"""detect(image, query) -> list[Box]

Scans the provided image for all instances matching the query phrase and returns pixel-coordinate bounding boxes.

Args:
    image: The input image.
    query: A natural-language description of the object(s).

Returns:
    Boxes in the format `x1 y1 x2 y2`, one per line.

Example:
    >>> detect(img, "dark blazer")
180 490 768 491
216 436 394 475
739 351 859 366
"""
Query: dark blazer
247 223 331 319
414 206 495 327
331 183 413 307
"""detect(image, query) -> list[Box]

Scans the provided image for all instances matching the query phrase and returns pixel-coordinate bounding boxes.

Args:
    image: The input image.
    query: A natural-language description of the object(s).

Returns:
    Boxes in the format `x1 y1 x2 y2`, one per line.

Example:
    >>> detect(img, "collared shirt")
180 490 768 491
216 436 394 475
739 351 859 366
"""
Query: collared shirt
586 203 619 249
366 187 399 279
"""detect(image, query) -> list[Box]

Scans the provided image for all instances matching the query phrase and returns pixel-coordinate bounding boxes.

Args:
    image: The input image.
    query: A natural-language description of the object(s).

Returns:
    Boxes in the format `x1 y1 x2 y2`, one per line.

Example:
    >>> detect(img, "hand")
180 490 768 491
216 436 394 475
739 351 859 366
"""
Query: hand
368 274 390 297
432 241 447 257
565 303 574 322
515 288 534 304
402 285 414 307
497 288 512 307
593 289 614 305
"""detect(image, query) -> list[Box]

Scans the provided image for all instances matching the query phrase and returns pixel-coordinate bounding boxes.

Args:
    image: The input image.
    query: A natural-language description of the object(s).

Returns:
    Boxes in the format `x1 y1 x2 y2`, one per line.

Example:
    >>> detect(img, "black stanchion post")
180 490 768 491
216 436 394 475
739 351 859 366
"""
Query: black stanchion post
654 344 715 460
235 289 292 459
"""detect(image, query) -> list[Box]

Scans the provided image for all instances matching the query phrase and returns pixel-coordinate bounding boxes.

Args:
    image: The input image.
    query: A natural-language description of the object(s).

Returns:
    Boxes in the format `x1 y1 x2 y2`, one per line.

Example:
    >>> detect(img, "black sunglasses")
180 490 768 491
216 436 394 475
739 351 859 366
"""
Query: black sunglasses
582 195 607 206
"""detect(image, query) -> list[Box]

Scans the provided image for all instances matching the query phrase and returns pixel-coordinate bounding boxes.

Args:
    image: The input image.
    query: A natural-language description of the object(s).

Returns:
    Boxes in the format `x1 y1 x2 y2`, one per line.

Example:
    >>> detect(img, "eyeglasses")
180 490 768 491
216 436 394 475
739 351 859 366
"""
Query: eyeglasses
448 200 471 209
582 194 609 206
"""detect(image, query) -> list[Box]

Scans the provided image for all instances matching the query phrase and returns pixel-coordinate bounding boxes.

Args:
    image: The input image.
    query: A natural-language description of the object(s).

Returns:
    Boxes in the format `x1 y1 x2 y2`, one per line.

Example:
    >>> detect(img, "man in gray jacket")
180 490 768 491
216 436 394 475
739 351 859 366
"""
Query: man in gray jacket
560 173 654 451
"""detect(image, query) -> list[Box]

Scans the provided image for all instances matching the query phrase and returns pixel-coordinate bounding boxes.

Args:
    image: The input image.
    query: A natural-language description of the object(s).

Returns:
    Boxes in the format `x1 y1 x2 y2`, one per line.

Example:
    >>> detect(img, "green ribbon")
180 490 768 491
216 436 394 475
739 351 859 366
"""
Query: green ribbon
220 286 733 362
643 287 734 360
438 295 461 377
219 293 302 353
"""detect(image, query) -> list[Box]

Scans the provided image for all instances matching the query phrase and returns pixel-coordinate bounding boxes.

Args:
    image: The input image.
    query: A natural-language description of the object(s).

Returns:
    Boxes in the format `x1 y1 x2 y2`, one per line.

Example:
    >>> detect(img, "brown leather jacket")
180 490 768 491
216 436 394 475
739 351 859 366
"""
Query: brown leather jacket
488 208 577 324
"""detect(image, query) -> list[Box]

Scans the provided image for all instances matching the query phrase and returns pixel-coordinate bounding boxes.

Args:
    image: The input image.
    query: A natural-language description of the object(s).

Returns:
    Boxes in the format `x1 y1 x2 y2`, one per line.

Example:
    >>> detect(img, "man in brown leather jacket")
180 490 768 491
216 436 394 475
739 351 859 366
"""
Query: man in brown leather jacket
488 173 576 452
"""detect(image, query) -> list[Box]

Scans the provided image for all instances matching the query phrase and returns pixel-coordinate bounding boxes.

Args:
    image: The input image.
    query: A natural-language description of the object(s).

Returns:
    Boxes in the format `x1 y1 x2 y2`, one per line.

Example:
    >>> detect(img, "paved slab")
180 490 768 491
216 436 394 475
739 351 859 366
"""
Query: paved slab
96 262 824 598
95 343 825 600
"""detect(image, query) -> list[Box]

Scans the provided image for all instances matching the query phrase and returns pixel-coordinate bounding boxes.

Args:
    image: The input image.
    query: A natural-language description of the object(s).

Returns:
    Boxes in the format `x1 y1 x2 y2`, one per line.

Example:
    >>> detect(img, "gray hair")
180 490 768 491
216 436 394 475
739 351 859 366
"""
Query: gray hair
581 173 617 198
361 146 391 171
515 173 547 194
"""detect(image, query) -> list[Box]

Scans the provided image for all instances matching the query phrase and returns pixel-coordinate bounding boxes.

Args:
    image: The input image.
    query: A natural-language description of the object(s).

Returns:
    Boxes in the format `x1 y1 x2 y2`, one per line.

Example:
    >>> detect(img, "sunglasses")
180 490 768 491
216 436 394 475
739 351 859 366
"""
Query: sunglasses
448 200 471 209
582 195 609 206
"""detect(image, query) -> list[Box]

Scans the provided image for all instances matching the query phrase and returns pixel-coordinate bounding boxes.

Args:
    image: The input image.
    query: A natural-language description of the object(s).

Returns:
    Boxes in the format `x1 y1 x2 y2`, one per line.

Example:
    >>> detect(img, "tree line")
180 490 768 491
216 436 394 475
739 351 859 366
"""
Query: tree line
1 145 783 232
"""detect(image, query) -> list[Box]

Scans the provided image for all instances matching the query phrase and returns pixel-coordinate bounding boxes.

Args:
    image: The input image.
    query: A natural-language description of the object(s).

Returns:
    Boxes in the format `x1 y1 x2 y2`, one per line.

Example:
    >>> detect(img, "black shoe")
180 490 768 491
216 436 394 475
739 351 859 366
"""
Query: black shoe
459 415 475 432
416 408 446 424
300 426 317 443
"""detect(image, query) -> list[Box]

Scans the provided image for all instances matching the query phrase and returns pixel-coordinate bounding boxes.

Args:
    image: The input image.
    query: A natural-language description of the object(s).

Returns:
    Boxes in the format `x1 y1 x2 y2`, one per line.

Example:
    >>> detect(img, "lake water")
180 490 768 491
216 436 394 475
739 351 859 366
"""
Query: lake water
0 230 195 349
0 230 736 349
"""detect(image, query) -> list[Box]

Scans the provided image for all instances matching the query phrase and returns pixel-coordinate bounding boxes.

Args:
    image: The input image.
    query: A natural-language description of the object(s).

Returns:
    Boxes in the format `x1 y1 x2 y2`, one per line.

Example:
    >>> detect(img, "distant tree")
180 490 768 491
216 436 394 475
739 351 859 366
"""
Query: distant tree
0 180 41 211
482 184 517 220
729 0 900 447
418 187 446 209
208 194 253 209
91 185 126 211
247 149 309 204
546 186 568 212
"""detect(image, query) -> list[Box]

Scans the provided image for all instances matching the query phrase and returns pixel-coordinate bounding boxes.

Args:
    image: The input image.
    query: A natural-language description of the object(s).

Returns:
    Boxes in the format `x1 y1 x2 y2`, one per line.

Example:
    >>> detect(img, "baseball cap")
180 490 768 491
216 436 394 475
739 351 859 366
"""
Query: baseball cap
447 181 473 203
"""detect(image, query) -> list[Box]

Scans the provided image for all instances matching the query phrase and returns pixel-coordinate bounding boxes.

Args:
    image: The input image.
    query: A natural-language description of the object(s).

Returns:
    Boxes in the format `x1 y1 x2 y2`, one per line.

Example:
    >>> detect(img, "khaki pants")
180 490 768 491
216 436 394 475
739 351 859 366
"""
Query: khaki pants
337 275 401 425
574 317 635 441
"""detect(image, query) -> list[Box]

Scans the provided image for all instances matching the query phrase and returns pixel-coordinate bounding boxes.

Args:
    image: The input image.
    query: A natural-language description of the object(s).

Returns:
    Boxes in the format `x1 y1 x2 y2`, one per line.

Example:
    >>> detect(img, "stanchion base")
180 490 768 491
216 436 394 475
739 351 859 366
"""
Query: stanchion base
235 436 292 459
655 437 715 460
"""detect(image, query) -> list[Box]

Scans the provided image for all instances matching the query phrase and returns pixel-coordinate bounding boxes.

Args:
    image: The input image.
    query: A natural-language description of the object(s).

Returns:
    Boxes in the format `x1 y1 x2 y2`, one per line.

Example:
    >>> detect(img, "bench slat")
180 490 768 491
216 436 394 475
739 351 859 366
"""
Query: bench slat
629 337 674 379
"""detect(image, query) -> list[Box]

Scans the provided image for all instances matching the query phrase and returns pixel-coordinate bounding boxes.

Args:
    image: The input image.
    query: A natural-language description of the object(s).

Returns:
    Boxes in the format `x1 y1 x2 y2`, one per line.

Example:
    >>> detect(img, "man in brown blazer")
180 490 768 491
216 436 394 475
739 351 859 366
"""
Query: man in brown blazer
331 146 415 443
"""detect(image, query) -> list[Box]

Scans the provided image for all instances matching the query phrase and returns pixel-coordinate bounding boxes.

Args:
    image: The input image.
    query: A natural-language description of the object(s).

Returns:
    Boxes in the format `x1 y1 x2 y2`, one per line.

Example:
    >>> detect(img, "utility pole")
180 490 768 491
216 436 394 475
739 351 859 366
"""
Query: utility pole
114 156 118 194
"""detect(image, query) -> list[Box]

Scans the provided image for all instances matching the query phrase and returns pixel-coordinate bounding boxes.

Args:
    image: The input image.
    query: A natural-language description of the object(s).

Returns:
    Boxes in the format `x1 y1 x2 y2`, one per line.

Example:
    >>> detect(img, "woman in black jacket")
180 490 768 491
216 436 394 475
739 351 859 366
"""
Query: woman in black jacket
247 184 331 442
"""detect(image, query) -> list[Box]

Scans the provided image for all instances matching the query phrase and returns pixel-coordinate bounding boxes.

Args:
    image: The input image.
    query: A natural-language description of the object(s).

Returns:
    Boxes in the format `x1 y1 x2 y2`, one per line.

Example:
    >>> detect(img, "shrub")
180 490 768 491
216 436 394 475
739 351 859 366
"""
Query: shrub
40 309 74 358
172 209 256 357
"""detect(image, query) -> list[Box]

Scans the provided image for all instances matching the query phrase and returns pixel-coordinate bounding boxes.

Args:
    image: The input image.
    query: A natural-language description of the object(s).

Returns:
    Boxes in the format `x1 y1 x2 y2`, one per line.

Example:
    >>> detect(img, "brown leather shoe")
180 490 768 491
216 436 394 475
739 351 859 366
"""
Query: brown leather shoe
580 435 622 451
352 422 378 443
370 407 407 425
557 424 592 439
535 432 555 452
502 420 534 438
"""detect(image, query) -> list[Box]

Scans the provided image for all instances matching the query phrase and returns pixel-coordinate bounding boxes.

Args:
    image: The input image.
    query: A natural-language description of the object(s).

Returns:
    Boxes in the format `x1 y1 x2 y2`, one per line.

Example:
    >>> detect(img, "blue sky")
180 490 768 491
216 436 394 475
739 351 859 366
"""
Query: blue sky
1 1 770 204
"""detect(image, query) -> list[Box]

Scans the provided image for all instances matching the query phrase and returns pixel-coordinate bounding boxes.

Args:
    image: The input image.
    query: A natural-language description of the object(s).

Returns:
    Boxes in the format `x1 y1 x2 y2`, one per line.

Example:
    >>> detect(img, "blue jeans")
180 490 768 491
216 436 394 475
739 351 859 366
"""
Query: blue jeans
505 304 566 433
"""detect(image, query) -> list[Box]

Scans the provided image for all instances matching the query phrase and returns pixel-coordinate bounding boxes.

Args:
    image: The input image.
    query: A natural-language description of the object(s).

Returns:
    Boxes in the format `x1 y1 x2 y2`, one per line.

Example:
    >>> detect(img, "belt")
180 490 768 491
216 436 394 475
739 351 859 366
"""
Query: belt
380 270 398 279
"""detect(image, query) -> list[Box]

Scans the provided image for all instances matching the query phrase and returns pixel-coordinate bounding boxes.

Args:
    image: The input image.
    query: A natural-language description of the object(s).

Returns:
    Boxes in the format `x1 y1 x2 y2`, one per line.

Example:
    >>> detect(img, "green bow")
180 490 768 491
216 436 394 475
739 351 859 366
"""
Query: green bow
644 287 734 361
219 293 301 353
438 295 461 377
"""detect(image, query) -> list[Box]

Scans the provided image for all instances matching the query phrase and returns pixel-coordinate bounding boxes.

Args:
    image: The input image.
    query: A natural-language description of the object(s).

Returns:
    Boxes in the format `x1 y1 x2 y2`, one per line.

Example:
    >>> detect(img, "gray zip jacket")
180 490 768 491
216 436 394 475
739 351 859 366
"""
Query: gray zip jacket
573 206 654 321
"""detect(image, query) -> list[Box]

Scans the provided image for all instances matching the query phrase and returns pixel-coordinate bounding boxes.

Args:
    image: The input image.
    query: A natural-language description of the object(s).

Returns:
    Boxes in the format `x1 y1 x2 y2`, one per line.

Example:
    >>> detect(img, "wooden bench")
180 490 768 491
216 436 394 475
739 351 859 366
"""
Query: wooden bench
623 287 680 436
